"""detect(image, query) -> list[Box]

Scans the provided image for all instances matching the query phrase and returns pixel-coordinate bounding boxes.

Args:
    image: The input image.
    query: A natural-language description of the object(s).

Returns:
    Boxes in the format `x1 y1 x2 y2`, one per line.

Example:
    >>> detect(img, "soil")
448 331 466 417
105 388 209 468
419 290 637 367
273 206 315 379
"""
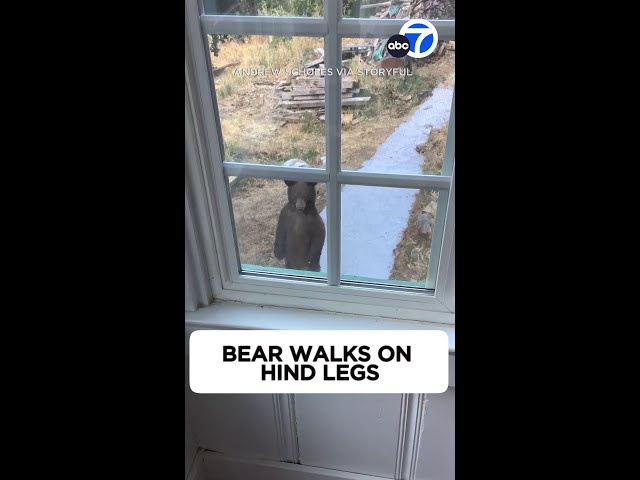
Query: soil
214 35 454 269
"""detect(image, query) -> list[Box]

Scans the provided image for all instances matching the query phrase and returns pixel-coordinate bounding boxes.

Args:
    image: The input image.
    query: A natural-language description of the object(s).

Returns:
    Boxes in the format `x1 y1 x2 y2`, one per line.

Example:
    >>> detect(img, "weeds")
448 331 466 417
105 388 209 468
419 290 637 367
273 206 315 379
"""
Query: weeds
344 57 438 119
258 0 322 17
361 73 437 118
214 32 454 271
390 124 449 282
217 83 235 99
224 140 321 167
300 111 324 135
211 35 323 101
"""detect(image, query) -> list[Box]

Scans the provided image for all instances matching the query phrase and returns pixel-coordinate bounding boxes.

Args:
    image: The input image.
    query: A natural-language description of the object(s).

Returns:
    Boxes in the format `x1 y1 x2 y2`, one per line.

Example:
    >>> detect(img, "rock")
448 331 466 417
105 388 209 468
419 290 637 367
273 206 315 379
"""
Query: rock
283 159 310 168
417 211 431 234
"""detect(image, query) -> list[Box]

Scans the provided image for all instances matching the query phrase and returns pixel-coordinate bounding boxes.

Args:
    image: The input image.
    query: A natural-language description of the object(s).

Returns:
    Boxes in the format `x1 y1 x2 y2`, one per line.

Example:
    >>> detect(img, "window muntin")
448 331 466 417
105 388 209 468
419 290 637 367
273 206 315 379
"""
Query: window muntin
210 34 327 168
191 0 454 306
229 176 328 276
203 0 324 17
339 186 443 287
339 63 454 176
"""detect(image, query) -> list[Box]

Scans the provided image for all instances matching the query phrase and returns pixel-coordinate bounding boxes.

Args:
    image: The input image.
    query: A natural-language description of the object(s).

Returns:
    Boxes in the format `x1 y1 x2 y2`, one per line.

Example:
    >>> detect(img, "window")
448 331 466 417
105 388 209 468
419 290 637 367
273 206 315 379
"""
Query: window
185 0 455 323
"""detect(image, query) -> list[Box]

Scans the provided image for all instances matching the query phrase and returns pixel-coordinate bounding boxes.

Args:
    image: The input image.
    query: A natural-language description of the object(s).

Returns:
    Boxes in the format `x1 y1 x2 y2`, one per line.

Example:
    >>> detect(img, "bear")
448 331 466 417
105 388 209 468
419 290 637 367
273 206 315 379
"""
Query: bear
274 160 326 272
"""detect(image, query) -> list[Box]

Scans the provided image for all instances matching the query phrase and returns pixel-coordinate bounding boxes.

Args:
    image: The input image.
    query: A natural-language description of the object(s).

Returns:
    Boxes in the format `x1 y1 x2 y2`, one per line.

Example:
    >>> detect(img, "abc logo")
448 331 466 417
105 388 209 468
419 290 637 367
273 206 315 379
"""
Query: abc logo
399 19 439 59
386 34 410 58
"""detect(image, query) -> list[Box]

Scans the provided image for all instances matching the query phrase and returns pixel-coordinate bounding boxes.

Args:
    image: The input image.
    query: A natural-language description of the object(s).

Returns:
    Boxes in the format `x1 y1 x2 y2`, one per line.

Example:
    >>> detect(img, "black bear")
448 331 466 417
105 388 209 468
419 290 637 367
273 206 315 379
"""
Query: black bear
274 172 326 272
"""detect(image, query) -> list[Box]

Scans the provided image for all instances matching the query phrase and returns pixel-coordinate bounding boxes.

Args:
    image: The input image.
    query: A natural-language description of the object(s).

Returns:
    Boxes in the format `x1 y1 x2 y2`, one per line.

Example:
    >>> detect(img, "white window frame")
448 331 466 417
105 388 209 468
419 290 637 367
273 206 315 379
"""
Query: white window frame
185 0 455 324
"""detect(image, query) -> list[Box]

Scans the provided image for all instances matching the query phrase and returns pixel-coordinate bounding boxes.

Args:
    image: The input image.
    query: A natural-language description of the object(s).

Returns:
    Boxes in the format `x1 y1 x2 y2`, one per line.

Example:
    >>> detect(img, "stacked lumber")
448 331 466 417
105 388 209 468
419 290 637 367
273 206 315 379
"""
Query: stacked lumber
276 76 371 112
366 0 455 65
274 42 374 116
341 43 373 59
368 0 455 19
302 43 374 70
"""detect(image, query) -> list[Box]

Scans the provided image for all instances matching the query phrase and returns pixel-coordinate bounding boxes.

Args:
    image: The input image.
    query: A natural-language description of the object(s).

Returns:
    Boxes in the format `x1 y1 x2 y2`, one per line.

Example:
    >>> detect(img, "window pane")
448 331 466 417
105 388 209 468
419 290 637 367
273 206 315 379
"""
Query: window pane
229 176 328 277
338 37 454 175
210 35 327 168
204 0 323 16
332 185 444 287
343 0 455 20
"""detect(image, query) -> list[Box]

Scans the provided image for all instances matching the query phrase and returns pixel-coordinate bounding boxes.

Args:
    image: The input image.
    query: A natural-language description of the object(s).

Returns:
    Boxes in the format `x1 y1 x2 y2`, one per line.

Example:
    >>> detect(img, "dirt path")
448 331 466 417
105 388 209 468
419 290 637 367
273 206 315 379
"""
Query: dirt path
318 87 454 279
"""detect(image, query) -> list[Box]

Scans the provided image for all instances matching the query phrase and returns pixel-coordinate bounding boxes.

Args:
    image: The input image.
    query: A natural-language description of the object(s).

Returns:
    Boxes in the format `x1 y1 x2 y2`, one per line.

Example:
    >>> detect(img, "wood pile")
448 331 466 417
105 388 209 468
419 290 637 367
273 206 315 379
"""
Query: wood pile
365 0 455 67
277 76 369 109
364 0 455 19
273 44 373 120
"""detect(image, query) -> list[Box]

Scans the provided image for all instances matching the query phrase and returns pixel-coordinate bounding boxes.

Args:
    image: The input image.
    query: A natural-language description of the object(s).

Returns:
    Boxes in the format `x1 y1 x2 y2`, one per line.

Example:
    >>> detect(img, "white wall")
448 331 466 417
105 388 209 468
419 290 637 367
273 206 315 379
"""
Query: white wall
185 354 455 480
187 392 281 460
296 394 402 478
416 388 455 480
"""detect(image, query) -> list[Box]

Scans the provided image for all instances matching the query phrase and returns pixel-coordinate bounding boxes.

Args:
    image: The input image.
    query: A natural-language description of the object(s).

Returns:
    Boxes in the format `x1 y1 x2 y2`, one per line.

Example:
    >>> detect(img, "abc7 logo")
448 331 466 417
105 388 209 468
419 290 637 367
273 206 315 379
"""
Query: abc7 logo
387 20 439 59
386 34 410 58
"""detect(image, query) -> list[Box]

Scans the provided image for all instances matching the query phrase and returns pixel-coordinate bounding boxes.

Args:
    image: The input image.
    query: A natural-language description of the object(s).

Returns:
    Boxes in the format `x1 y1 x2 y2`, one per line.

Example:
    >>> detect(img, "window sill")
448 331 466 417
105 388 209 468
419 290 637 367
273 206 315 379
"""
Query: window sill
185 301 455 354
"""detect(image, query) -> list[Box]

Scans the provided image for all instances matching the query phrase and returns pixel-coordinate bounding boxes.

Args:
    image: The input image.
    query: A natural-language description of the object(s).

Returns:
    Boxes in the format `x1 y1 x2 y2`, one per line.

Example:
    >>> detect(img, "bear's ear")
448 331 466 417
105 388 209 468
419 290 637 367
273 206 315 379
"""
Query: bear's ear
284 180 295 187
307 182 317 187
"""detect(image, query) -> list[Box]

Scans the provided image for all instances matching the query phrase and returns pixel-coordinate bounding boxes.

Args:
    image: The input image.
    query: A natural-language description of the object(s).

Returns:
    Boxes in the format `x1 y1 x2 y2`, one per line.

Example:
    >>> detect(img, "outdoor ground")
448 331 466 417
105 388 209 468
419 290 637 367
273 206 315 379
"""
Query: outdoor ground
389 123 449 282
213 35 454 276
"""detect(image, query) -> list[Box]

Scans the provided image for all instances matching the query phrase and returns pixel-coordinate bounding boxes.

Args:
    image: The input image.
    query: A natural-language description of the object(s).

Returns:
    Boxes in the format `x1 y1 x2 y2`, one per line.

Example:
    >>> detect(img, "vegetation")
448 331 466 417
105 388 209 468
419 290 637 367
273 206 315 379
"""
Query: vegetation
346 57 438 119
390 123 449 283
208 0 359 55
211 30 455 271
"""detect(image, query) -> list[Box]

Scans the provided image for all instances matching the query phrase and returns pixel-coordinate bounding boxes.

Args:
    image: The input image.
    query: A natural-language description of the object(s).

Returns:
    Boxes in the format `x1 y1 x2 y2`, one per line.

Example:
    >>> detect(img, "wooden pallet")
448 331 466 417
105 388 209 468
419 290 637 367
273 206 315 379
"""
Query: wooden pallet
280 96 371 108
278 75 369 110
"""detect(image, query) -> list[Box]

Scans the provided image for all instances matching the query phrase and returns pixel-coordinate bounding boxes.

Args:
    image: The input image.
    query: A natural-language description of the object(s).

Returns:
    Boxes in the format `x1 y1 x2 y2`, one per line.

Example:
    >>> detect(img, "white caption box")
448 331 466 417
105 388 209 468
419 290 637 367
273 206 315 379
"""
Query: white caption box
190 330 448 394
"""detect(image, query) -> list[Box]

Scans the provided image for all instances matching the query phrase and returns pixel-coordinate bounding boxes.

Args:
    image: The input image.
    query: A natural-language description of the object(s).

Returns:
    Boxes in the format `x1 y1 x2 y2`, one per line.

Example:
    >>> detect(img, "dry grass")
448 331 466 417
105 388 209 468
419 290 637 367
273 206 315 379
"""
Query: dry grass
423 49 455 89
231 178 327 268
389 123 449 282
212 35 326 167
213 35 322 97
212 34 454 270
419 123 449 174
340 48 454 170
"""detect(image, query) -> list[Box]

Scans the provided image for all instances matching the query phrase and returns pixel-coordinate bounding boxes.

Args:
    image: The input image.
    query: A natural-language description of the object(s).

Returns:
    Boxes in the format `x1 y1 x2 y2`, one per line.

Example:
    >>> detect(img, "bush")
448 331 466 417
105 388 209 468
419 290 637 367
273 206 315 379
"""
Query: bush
300 112 323 135
259 0 322 16
208 1 359 54
207 0 359 18
209 34 239 57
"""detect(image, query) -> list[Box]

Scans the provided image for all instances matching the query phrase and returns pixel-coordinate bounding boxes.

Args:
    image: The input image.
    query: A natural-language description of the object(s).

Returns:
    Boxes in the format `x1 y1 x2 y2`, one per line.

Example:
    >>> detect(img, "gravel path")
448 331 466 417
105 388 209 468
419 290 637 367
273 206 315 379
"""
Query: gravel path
319 87 453 279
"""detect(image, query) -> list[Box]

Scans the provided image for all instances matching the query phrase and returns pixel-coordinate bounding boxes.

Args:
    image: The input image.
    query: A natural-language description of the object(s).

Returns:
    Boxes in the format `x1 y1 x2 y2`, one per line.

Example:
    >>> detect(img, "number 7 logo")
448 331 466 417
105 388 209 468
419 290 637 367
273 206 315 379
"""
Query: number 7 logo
399 19 439 59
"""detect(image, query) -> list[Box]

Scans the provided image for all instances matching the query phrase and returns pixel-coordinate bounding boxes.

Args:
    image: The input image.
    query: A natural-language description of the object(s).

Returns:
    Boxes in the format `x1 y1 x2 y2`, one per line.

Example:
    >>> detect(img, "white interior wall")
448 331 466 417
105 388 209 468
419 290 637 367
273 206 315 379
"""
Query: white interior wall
185 354 454 480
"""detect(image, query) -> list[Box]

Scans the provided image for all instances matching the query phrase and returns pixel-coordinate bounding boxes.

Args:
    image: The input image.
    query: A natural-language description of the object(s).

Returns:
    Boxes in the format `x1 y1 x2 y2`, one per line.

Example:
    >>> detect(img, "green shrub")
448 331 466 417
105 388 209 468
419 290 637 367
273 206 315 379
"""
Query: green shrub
300 112 323 134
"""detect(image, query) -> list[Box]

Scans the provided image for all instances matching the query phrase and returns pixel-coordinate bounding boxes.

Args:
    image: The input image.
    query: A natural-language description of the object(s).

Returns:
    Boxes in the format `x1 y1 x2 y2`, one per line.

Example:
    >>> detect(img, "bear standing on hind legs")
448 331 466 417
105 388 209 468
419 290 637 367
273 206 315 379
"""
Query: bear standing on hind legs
274 161 326 272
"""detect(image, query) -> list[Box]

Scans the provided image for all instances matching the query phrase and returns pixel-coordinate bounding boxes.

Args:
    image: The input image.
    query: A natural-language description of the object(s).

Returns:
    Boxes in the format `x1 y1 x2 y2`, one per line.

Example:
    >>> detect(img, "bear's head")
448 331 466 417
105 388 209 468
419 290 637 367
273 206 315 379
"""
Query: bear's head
285 180 317 211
